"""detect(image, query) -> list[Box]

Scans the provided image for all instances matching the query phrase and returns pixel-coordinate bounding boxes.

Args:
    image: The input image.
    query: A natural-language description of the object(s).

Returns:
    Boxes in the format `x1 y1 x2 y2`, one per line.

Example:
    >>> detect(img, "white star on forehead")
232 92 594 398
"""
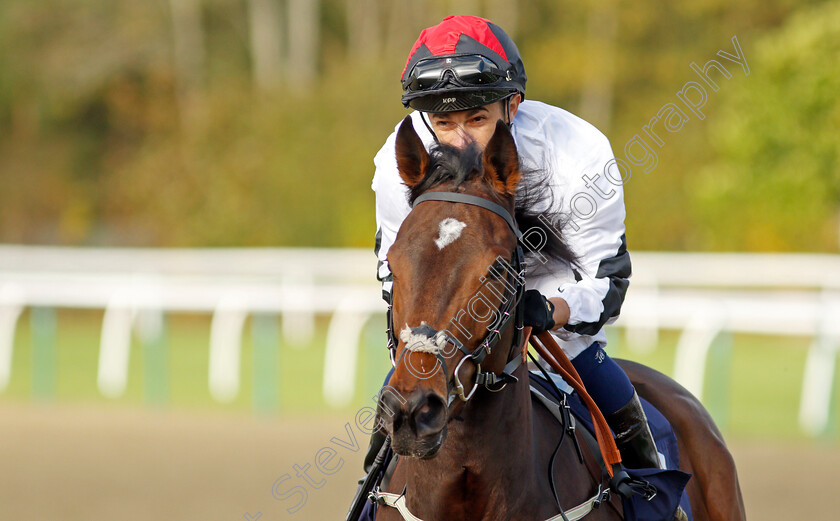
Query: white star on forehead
434 218 467 250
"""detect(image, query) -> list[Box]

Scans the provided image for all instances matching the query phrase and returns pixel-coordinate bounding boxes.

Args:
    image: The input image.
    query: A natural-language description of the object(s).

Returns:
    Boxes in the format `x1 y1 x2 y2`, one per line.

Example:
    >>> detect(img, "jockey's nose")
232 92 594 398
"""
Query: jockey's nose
447 126 472 149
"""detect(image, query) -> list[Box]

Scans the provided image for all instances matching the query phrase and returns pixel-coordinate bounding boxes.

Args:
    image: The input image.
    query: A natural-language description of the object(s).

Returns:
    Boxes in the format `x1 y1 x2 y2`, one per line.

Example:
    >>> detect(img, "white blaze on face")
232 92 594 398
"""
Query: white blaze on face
400 322 445 354
434 218 467 250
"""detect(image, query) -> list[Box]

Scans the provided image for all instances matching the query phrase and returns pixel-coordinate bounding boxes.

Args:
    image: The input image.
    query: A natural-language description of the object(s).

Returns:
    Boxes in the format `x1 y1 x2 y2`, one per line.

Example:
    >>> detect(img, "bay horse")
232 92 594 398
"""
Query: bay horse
373 117 745 521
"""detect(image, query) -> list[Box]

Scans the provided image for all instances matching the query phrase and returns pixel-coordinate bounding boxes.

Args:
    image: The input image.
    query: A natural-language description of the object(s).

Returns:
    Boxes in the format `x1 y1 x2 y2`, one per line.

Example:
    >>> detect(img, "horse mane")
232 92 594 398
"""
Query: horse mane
407 142 579 269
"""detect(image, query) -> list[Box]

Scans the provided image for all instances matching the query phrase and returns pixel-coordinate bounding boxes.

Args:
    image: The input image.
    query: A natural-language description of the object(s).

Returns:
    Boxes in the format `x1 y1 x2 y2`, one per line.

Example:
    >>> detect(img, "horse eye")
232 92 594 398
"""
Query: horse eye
486 261 506 280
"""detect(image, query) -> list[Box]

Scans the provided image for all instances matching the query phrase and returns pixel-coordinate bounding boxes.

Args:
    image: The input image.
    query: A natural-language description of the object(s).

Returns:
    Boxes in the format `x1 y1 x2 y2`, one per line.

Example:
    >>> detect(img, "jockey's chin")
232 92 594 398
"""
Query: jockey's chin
390 425 448 459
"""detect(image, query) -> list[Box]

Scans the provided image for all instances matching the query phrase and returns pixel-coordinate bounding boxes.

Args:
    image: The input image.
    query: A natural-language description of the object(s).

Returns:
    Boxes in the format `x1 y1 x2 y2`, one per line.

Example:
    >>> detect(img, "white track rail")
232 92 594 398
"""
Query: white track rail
0 245 838 434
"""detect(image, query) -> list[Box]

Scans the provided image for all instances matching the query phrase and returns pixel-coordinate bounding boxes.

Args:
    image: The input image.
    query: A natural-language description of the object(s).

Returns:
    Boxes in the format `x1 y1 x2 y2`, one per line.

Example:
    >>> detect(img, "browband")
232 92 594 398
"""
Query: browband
412 192 522 240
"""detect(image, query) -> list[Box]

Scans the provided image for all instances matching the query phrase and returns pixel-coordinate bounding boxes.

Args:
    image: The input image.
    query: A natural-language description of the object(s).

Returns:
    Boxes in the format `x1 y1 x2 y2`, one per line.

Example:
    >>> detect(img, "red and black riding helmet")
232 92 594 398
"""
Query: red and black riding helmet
401 15 526 113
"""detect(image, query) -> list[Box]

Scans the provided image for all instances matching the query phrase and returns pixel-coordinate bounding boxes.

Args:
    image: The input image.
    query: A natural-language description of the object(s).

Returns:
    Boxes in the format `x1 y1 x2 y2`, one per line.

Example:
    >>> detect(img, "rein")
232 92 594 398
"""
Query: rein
529 330 623 477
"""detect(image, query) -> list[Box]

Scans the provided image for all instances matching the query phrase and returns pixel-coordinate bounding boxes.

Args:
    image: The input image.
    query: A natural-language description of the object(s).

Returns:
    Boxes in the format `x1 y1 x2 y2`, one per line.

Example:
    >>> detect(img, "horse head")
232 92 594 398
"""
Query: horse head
378 117 525 459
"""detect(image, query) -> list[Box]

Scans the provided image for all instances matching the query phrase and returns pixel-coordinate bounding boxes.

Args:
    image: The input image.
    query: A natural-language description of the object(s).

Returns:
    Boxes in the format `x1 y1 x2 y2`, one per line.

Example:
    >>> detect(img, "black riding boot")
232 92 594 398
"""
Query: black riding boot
347 430 389 521
605 391 661 469
606 392 688 521
362 430 388 473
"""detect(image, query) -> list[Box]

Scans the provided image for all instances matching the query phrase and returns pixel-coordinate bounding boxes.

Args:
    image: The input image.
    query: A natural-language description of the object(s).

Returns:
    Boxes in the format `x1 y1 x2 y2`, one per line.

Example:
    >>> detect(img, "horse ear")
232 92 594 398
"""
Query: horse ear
482 120 521 196
395 116 430 188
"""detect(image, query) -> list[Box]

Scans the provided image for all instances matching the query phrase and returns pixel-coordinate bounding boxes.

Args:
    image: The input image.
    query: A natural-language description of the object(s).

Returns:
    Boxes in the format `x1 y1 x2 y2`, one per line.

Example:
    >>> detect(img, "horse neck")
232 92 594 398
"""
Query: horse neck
404 363 539 519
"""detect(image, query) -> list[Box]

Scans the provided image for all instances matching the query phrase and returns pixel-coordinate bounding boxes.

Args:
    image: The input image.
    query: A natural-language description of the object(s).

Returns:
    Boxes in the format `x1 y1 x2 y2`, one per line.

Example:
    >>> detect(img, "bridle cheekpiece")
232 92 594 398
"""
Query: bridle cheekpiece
386 190 527 406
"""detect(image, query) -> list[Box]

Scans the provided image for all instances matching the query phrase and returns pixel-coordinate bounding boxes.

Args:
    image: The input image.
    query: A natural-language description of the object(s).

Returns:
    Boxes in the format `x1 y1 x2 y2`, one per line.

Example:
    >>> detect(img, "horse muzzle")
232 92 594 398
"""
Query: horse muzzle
378 387 449 459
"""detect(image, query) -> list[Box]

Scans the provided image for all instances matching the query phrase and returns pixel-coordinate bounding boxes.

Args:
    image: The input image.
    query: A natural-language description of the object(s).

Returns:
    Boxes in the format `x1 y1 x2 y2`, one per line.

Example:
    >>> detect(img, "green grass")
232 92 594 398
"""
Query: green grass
2 309 837 440
2 309 393 413
608 329 836 440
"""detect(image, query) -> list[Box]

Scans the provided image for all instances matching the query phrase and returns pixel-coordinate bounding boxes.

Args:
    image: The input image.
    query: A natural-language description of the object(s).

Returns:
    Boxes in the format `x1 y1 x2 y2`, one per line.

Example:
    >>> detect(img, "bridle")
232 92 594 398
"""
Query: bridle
386 190 527 406
371 194 639 521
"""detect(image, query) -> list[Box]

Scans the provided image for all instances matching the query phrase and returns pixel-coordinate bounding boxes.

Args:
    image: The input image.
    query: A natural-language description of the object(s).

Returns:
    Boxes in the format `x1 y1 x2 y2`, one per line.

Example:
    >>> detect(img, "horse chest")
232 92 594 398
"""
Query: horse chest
400 458 544 521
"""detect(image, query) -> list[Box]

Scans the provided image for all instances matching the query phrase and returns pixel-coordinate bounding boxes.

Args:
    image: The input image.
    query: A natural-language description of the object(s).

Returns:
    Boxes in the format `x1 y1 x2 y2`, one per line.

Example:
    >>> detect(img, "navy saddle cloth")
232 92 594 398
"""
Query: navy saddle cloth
529 371 693 521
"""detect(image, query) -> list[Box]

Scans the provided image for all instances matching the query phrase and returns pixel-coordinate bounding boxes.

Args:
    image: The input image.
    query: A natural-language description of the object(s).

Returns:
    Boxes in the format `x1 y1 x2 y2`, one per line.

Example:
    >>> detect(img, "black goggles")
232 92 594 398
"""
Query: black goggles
403 55 511 92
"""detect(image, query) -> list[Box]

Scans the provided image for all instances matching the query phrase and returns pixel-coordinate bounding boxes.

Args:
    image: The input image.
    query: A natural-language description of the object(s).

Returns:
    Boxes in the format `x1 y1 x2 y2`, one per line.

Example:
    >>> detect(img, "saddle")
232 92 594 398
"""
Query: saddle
529 369 694 521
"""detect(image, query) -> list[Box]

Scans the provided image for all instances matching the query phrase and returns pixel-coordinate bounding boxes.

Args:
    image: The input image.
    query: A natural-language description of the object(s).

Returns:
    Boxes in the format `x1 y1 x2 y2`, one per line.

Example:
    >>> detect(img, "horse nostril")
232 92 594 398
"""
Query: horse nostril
412 393 447 438
391 412 404 432
378 388 408 432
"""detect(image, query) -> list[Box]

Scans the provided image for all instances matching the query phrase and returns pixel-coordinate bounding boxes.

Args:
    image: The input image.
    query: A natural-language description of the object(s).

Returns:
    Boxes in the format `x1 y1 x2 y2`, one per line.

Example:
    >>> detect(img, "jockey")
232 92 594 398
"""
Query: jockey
370 15 660 475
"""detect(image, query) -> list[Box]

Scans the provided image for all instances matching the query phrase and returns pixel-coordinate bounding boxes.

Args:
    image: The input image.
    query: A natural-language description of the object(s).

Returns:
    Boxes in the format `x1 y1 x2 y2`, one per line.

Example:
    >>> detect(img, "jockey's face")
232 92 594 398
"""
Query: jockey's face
427 94 521 150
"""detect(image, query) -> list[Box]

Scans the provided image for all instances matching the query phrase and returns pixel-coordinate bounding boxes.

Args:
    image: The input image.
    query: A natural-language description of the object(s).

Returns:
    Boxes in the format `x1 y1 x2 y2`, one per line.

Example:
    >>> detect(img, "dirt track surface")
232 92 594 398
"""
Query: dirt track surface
0 403 837 520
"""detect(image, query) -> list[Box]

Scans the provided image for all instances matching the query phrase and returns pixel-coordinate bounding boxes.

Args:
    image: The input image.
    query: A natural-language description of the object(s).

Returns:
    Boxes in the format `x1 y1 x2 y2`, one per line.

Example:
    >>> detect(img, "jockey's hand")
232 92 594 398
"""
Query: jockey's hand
523 289 556 335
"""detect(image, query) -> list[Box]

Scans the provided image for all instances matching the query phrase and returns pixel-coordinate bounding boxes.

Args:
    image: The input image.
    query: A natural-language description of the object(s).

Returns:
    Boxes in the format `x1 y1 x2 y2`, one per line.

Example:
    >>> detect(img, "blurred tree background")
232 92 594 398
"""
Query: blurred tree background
0 0 837 251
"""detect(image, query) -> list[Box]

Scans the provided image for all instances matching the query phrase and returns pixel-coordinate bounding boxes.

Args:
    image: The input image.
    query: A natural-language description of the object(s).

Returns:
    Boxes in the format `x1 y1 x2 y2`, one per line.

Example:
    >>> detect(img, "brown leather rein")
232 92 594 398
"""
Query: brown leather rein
525 327 623 477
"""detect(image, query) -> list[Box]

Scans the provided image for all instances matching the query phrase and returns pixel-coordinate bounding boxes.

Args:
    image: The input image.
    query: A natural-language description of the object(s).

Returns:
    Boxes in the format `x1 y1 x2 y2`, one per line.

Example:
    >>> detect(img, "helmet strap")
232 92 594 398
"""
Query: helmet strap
420 111 439 143
503 92 517 128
